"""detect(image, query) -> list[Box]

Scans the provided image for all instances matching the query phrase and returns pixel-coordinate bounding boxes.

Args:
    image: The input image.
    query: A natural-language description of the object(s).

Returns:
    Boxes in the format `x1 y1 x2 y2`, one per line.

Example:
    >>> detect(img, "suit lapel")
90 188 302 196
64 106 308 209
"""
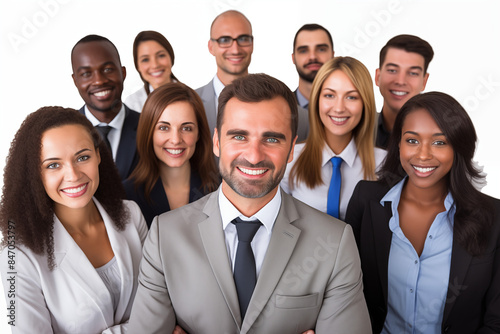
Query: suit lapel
370 200 393 302
241 191 301 333
115 105 138 179
442 236 472 324
198 192 241 329
53 213 114 327
197 80 217 134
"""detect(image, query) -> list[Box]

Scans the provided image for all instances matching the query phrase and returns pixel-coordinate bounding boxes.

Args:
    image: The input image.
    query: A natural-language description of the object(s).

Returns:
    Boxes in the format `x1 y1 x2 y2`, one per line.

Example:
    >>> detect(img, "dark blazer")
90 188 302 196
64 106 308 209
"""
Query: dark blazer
79 104 139 180
123 172 206 228
345 180 500 334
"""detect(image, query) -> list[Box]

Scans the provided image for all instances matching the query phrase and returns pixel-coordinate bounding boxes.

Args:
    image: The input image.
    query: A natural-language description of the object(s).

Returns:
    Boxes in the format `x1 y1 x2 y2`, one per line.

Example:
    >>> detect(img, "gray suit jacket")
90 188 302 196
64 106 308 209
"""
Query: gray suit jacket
128 189 371 333
196 80 309 142
196 80 218 136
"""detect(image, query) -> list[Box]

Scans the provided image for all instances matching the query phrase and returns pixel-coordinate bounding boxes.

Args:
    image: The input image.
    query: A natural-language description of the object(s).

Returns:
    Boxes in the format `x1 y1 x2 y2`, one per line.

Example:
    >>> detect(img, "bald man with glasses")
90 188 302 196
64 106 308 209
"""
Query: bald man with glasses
196 10 254 136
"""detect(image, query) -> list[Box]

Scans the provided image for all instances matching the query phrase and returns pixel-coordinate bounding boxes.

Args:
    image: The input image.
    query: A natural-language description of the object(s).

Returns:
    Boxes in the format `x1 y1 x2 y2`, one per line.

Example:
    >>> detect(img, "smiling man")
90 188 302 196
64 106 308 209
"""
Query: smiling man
291 24 334 142
196 10 253 136
71 35 139 180
129 74 371 334
375 34 434 149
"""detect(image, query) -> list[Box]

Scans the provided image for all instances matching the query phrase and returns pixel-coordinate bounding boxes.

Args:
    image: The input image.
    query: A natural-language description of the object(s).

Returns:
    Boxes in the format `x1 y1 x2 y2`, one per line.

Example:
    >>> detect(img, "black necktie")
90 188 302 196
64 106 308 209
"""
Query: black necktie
96 125 112 151
231 217 262 319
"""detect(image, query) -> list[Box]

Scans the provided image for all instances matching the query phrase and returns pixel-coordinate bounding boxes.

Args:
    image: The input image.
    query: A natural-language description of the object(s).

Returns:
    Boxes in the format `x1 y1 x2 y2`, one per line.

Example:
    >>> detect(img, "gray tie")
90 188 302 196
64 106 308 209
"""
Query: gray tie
95 125 112 151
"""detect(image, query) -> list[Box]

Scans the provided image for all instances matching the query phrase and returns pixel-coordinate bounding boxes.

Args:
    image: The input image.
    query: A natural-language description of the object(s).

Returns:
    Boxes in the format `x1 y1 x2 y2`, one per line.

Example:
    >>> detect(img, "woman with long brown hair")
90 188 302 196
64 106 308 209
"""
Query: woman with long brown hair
124 82 219 227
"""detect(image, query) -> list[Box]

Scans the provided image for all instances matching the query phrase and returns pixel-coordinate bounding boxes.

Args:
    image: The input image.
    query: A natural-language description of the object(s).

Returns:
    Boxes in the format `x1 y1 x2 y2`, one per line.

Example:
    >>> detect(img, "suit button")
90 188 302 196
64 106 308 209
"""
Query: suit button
443 325 450 332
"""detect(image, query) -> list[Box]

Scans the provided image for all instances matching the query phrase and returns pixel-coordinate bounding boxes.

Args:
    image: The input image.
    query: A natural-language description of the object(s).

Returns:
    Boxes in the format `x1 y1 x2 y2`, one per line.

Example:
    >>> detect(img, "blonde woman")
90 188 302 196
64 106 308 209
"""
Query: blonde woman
282 56 386 220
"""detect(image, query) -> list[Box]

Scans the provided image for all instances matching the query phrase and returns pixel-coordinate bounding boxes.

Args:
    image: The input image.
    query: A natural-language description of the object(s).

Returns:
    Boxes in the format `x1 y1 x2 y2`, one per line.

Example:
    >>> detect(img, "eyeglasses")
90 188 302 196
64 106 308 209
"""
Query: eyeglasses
210 35 253 48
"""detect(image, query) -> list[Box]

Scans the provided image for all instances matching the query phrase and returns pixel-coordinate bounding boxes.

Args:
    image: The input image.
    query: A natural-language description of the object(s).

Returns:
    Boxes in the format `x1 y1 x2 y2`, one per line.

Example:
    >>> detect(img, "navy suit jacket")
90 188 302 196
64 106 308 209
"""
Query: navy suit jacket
345 180 500 334
79 104 139 180
123 172 207 228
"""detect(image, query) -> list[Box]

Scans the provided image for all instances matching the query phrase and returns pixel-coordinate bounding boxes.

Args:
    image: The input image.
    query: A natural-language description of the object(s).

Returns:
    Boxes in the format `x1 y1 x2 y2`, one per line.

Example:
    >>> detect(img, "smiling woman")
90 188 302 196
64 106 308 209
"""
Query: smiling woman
345 92 500 333
0 107 148 333
123 82 219 227
124 30 178 112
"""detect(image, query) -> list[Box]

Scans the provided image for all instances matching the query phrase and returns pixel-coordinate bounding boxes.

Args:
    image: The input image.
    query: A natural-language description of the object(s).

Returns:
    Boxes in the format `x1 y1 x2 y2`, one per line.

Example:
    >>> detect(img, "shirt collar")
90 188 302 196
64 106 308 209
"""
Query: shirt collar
321 137 358 168
218 187 281 235
213 75 225 99
84 104 126 130
295 89 309 109
381 177 455 213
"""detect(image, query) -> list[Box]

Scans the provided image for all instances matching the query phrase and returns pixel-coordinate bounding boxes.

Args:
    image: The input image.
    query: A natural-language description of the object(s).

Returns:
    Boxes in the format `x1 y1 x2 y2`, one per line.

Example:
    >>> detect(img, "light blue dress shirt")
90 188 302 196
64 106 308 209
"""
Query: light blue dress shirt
381 178 455 334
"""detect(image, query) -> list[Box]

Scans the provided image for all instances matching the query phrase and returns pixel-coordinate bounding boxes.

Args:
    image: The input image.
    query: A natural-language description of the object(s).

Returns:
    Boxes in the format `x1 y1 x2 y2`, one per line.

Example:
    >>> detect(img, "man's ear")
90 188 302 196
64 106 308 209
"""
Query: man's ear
208 39 215 56
213 129 220 158
422 72 430 91
291 53 296 65
375 68 381 87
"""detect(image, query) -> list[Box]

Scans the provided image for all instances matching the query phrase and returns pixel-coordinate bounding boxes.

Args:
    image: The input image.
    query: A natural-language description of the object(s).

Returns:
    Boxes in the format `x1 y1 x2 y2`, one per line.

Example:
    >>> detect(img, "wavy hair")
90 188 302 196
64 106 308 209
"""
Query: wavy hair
0 107 128 269
290 56 377 189
133 30 178 95
379 91 493 255
129 82 218 201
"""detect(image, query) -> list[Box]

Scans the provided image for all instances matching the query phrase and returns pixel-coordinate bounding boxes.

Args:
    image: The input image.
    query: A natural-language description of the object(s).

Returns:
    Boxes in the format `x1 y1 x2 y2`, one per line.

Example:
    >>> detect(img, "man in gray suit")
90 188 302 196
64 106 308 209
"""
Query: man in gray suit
196 10 253 137
129 74 371 334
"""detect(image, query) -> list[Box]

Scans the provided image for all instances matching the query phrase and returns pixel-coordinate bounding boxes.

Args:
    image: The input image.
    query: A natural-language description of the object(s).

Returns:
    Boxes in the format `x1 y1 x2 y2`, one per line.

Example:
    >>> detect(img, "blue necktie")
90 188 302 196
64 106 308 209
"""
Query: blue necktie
232 217 262 319
327 157 343 218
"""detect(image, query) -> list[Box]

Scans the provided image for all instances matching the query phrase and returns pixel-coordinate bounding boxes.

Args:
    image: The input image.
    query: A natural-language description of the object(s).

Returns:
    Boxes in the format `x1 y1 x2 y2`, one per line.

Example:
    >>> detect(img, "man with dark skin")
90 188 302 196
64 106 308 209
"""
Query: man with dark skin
71 35 139 180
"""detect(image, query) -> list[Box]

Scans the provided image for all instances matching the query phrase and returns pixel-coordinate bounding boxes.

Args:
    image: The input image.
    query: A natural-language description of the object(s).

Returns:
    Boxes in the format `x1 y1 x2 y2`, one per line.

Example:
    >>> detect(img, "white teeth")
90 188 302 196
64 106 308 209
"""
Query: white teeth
413 166 436 173
62 184 86 194
150 71 164 76
166 149 183 155
94 90 111 97
391 90 407 96
330 116 348 122
239 167 266 175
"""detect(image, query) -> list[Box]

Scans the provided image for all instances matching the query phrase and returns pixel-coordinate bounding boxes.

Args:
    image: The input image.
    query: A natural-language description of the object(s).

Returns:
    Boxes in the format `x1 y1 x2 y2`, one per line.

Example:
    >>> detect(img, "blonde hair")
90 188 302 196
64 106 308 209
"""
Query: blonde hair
290 56 377 189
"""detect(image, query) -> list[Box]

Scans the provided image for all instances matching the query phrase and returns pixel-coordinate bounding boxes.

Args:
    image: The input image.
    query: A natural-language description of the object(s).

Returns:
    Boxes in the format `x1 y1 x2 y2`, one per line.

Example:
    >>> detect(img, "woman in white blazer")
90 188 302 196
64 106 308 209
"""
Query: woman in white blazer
0 107 147 334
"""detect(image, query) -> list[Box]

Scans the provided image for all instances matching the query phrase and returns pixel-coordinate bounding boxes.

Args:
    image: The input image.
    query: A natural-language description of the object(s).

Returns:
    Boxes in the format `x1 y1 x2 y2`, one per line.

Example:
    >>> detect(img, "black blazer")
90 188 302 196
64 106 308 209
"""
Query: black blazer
79 104 139 180
345 180 500 334
123 172 207 228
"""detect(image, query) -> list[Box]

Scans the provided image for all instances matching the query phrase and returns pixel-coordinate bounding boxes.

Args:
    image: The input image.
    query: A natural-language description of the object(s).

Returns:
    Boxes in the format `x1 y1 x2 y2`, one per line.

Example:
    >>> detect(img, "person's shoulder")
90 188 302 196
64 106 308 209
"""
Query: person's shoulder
124 104 141 119
156 191 214 226
284 192 346 231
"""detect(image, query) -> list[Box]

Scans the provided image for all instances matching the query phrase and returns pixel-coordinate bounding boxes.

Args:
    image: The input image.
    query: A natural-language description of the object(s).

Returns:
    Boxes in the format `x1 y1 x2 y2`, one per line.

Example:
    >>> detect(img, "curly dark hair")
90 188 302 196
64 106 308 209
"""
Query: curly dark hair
0 106 128 269
379 92 493 255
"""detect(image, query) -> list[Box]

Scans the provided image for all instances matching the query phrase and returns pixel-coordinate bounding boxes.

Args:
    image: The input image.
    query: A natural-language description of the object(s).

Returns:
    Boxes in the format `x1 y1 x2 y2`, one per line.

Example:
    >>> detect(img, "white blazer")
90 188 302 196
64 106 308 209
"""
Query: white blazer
1 199 147 334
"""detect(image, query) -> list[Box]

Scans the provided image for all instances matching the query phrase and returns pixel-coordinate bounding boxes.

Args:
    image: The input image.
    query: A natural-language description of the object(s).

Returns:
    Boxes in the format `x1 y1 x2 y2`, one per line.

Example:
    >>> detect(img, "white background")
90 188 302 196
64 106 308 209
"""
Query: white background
0 0 499 332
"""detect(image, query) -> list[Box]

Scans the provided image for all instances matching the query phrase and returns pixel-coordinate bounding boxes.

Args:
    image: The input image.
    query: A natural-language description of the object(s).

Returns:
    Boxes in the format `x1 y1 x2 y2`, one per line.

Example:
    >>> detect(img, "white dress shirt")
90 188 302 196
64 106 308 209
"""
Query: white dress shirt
84 105 126 161
218 187 281 277
212 75 225 113
281 138 386 220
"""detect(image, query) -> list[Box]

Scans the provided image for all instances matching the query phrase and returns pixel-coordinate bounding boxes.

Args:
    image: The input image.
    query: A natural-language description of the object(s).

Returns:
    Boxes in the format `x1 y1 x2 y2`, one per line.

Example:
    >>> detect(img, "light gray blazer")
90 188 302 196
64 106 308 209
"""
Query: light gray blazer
0 199 148 334
128 189 371 334
196 80 218 136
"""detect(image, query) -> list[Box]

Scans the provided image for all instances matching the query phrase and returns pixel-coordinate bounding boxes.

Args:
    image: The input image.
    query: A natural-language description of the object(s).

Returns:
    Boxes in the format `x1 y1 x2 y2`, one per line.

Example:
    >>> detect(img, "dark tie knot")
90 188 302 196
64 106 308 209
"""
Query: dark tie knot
96 125 112 136
231 217 262 243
